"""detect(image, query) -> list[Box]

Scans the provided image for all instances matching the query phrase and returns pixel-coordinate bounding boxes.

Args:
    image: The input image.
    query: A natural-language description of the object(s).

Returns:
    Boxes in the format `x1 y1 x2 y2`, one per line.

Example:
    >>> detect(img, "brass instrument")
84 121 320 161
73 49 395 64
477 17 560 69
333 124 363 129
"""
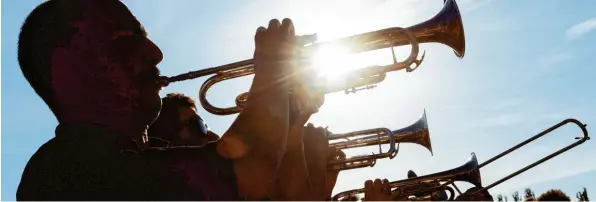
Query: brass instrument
327 110 432 171
333 152 479 201
332 118 590 201
161 0 466 115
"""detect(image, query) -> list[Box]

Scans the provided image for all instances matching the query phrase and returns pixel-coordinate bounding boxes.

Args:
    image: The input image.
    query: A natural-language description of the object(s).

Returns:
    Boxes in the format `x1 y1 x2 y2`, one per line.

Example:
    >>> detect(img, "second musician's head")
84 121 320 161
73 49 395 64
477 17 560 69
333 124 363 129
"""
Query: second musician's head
148 93 219 146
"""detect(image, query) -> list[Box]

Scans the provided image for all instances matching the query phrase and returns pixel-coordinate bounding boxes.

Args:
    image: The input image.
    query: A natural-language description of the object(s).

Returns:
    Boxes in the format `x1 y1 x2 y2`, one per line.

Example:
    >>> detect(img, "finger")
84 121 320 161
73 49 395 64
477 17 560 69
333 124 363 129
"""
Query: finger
281 18 296 44
280 18 298 62
373 178 382 193
268 19 281 36
381 179 390 193
254 26 267 43
364 180 374 198
326 149 340 161
281 18 294 35
337 149 346 158
316 127 327 136
254 26 267 53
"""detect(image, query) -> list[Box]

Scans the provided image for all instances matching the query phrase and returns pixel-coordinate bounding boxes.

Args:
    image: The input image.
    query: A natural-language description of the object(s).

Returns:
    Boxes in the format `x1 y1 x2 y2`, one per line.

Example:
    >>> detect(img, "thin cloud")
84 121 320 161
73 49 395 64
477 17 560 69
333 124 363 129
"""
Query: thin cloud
486 97 525 112
539 52 573 66
565 18 596 41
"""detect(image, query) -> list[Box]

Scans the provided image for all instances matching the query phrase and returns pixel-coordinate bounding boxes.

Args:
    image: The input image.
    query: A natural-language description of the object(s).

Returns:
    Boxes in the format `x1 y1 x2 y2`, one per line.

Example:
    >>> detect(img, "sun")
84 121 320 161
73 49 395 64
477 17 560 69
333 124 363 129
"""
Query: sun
308 37 396 89
310 43 353 81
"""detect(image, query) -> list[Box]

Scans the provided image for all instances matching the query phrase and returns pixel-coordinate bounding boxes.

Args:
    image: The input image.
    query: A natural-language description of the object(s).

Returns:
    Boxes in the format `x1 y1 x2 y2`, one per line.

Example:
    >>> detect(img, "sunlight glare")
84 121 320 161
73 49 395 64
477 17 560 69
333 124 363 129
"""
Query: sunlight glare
311 44 352 82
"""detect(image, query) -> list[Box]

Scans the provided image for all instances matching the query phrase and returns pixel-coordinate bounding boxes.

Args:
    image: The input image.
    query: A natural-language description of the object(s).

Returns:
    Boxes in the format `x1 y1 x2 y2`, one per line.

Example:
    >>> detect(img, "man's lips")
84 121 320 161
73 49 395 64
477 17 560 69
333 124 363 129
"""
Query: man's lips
156 76 169 91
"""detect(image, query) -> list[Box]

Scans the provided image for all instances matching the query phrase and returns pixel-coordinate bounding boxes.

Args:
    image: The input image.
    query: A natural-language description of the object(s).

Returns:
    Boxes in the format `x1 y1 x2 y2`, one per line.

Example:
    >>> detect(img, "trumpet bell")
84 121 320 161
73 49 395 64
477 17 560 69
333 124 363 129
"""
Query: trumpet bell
406 0 466 58
326 110 433 171
392 109 433 155
413 152 482 187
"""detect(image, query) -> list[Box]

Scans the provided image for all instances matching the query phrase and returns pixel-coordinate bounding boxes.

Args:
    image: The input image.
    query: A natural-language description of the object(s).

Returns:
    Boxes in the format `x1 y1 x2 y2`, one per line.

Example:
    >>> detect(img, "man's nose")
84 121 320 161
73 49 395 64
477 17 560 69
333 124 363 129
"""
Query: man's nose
145 39 163 65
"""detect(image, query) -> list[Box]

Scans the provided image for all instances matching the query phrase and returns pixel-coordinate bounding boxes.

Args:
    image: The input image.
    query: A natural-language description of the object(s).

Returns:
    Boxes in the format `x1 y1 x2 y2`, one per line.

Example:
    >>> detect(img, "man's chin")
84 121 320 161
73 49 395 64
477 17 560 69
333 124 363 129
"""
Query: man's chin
141 94 163 125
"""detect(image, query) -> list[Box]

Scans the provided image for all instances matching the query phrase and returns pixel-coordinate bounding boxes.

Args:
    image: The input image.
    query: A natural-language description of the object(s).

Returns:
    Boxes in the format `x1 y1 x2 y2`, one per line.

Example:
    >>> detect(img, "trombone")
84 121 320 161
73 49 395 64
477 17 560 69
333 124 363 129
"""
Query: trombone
160 0 466 115
332 118 590 201
327 110 433 171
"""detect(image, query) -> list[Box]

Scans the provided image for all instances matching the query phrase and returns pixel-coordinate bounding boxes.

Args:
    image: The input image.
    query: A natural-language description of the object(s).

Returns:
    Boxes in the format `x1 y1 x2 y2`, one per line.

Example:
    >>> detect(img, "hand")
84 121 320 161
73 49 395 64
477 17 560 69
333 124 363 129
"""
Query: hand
363 179 398 201
303 124 339 200
252 18 298 91
221 18 299 200
325 148 345 198
455 187 493 201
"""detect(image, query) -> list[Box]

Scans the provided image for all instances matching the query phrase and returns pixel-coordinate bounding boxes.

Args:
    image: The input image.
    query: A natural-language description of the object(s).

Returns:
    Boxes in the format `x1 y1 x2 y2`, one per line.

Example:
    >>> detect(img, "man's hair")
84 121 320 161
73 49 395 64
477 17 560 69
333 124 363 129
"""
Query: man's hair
18 0 83 118
537 189 571 201
148 93 198 141
162 93 197 111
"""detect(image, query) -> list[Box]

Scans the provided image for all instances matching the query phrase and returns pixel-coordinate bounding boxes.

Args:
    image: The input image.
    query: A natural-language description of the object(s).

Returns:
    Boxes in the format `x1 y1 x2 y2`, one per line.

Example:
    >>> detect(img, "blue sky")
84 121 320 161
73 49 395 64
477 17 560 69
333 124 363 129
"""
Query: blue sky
2 0 596 200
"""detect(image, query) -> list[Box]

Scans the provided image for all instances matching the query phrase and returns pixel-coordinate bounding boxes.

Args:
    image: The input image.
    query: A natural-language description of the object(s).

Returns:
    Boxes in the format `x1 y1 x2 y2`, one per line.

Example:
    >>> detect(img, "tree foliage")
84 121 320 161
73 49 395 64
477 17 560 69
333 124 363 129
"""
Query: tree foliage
576 187 589 201
512 191 521 201
524 188 536 201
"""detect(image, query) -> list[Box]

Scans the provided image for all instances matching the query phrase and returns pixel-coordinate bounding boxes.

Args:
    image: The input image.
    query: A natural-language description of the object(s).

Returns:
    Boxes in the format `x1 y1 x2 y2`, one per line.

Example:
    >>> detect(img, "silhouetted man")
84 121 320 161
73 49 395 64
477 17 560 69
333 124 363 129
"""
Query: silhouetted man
16 0 323 200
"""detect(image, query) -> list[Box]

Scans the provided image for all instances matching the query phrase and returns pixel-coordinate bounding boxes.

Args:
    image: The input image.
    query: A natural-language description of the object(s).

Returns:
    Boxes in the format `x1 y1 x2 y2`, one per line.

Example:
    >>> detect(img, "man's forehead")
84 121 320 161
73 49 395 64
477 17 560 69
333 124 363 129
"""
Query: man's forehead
178 107 198 118
80 0 145 34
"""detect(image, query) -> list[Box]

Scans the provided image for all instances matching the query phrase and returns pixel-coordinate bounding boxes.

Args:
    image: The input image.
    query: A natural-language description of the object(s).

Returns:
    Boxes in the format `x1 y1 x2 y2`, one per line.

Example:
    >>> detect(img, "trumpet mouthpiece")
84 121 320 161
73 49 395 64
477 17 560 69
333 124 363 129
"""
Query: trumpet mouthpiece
157 76 170 87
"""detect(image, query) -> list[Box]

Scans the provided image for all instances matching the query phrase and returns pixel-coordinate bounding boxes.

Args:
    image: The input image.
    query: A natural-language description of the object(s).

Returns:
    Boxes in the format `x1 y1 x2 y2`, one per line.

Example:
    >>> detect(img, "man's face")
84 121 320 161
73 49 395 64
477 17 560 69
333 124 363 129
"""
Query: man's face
55 0 164 126
101 1 164 126
177 106 220 146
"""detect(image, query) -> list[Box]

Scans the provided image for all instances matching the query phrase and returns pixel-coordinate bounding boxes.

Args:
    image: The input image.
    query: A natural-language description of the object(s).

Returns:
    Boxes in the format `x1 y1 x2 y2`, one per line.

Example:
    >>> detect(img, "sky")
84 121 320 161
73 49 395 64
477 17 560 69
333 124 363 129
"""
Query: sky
2 0 596 201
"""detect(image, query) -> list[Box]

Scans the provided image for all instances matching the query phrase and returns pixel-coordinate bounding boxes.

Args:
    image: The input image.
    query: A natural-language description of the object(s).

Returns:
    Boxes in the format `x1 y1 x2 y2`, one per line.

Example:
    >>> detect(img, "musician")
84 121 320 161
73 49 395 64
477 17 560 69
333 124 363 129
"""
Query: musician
536 189 571 201
147 93 219 147
16 0 322 200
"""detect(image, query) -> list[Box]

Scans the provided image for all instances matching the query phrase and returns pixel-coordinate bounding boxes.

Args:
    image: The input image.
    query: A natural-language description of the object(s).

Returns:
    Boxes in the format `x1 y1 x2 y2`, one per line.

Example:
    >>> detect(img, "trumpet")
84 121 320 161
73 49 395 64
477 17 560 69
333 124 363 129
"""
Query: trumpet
327 110 432 171
332 118 590 201
160 0 466 115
